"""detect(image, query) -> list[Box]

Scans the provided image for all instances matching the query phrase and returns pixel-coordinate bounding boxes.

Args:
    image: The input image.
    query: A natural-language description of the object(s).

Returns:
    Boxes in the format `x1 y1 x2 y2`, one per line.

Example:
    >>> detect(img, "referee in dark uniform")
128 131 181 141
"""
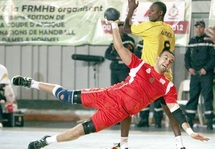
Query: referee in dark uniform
184 20 215 130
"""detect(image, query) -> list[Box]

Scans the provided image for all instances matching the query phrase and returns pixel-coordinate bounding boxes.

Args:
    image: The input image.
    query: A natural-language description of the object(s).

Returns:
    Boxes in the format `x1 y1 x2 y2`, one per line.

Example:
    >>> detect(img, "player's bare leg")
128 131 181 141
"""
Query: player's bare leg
115 106 185 149
38 82 58 95
27 122 86 148
120 116 131 148
55 123 85 142
11 75 74 102
11 75 96 149
11 75 56 95
121 116 131 138
111 117 131 149
162 104 185 149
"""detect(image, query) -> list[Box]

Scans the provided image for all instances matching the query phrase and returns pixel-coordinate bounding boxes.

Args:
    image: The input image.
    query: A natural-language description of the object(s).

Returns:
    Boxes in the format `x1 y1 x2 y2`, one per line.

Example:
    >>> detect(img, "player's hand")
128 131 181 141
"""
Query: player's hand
128 0 139 10
204 26 215 43
190 132 209 141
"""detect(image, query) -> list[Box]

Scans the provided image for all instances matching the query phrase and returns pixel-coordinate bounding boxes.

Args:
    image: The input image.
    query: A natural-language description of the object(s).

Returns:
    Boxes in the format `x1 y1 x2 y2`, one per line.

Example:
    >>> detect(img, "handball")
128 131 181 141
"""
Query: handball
104 7 120 21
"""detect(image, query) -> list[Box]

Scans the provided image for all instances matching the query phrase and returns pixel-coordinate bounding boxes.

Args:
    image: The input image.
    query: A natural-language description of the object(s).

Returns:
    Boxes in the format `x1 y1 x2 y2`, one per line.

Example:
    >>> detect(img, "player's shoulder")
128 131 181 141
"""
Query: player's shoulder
162 22 174 30
150 21 169 27
146 21 173 32
139 20 158 27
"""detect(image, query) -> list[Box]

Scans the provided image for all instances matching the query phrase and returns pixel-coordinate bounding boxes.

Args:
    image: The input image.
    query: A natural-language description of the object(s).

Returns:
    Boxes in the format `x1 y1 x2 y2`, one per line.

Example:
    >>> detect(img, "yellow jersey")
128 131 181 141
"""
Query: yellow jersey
131 21 175 81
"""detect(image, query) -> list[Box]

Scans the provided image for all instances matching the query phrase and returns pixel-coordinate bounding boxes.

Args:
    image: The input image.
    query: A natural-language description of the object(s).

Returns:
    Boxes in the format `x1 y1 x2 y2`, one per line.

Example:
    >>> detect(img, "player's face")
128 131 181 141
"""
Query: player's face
155 51 174 74
148 4 162 22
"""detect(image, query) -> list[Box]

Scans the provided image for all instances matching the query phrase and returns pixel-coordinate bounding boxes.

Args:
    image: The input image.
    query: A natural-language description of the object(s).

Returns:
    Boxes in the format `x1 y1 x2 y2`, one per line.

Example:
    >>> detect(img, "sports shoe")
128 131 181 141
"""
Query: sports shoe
111 143 128 149
180 147 186 149
28 135 50 149
11 75 32 88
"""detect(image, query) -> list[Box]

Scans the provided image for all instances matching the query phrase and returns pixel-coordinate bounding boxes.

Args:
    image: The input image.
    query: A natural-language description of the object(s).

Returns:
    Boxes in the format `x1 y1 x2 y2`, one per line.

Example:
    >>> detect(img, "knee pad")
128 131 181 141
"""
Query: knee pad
73 91 82 104
172 108 187 125
82 119 96 134
55 87 74 104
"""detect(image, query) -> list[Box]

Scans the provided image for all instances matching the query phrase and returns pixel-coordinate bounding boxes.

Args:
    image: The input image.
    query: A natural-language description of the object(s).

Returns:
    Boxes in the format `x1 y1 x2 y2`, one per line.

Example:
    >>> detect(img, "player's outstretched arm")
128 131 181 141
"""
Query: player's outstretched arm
167 103 209 141
204 26 215 43
111 21 132 66
124 0 139 33
181 122 209 141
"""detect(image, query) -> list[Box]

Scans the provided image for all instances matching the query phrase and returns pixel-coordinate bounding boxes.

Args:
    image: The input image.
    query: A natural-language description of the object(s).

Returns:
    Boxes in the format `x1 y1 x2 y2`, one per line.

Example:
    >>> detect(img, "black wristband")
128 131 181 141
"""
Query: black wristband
171 108 187 125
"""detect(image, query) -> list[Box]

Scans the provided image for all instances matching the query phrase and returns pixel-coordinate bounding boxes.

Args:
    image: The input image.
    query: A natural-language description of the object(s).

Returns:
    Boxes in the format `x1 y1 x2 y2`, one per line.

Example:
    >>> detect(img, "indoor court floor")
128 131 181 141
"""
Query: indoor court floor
0 122 214 149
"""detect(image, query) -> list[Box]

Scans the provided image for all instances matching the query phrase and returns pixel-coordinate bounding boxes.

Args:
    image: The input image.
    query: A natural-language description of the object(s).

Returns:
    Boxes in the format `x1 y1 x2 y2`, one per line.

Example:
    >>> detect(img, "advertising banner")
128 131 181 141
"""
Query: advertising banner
0 0 191 46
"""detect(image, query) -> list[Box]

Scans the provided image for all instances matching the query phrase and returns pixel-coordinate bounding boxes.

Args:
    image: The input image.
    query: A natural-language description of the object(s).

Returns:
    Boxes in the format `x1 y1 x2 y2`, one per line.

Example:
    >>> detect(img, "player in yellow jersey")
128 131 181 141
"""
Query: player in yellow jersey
111 1 185 149
132 1 174 129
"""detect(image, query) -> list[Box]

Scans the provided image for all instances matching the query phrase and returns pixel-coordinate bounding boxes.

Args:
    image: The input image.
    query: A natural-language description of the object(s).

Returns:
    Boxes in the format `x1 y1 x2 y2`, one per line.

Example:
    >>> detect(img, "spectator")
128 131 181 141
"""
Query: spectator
0 64 17 128
134 40 143 59
105 22 135 86
184 20 215 130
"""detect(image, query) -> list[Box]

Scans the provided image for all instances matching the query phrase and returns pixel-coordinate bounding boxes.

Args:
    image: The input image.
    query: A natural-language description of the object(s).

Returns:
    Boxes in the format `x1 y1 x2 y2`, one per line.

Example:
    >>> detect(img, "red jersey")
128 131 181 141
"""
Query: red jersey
106 54 177 114
81 54 177 131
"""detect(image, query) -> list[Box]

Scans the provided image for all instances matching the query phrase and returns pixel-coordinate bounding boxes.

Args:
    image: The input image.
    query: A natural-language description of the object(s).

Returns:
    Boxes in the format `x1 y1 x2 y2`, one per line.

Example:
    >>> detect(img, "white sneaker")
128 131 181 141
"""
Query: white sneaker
0 123 3 128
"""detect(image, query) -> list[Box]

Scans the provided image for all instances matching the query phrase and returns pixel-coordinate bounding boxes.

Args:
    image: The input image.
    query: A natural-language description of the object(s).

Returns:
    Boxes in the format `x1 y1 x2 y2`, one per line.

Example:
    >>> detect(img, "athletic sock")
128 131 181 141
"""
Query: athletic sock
46 135 58 144
120 137 128 149
175 136 184 149
30 80 39 89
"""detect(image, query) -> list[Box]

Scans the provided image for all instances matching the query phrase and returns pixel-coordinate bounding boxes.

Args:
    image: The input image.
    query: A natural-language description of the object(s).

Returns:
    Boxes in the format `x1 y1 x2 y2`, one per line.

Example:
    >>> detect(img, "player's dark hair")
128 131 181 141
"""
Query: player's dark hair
153 1 167 16
160 50 174 57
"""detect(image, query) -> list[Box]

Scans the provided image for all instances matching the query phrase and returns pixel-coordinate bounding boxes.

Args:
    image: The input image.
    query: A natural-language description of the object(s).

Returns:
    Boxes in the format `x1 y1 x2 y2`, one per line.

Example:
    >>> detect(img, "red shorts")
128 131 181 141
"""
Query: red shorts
81 88 130 132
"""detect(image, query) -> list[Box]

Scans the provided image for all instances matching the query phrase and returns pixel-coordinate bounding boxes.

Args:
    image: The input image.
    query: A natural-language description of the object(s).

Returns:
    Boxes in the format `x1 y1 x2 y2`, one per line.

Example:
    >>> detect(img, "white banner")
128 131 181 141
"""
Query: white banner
0 0 191 46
